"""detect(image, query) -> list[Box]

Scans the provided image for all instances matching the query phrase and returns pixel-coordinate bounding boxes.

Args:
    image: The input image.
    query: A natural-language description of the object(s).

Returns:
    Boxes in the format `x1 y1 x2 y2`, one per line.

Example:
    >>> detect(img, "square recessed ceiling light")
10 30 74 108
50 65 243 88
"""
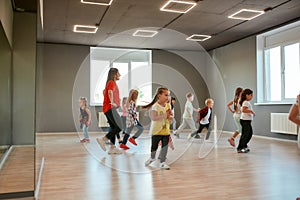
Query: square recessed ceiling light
228 9 264 20
73 25 98 33
160 0 197 14
80 0 113 6
186 34 211 42
133 30 158 37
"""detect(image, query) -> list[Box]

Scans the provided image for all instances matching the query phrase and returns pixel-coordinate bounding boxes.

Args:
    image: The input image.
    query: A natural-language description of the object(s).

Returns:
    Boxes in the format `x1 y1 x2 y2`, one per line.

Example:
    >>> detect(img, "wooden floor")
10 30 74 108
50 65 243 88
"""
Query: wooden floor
0 146 34 194
36 132 300 200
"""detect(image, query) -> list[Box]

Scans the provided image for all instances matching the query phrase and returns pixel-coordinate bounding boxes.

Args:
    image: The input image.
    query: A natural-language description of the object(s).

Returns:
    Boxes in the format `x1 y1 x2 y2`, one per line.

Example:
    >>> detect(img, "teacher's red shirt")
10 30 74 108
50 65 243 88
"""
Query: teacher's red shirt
103 80 120 114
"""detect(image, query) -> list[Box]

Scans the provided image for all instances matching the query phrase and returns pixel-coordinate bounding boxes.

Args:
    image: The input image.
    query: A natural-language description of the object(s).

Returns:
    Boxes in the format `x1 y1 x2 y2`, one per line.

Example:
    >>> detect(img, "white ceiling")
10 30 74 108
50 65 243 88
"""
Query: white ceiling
38 0 300 50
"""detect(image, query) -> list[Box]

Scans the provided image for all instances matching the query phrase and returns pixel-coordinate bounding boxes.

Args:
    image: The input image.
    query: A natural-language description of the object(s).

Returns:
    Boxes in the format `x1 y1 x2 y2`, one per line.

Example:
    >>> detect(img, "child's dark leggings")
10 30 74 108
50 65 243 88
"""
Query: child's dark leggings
151 135 169 163
191 123 210 139
237 119 253 150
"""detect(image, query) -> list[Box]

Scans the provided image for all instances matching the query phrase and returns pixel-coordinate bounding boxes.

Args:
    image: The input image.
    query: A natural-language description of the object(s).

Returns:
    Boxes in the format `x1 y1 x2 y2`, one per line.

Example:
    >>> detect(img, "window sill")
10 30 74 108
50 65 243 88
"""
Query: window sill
254 102 294 106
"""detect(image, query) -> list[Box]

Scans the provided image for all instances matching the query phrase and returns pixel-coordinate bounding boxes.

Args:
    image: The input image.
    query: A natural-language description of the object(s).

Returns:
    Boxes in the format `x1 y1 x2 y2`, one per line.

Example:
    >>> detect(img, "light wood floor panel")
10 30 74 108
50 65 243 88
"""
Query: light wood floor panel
0 146 34 194
36 132 300 200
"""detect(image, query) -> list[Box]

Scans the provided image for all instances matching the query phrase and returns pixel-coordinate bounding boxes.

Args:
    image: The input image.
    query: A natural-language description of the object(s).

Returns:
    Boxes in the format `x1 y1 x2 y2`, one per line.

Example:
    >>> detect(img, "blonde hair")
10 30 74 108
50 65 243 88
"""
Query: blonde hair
142 87 169 110
79 97 88 107
205 98 214 106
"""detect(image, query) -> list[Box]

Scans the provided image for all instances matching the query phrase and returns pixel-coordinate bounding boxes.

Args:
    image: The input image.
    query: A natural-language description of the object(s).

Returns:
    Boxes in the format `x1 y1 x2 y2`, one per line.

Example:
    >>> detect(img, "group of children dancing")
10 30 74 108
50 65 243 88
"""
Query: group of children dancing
78 67 259 170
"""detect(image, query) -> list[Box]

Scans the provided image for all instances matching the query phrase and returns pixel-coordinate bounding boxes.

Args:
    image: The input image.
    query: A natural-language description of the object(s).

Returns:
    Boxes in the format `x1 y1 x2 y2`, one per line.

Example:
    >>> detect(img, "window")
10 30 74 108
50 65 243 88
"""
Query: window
257 21 300 104
264 43 300 102
90 47 152 106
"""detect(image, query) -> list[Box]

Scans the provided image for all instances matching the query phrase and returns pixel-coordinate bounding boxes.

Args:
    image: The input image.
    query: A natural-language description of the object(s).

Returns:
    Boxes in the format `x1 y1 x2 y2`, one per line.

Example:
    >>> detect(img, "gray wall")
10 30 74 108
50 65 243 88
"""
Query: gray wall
152 50 209 126
36 43 91 132
36 44 209 132
0 24 12 145
12 12 36 145
210 36 296 140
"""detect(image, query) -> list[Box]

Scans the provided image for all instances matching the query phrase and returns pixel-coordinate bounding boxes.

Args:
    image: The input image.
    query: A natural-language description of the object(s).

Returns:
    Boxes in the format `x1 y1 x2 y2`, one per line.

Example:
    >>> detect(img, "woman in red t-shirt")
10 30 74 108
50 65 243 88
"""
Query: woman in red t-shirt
97 68 123 154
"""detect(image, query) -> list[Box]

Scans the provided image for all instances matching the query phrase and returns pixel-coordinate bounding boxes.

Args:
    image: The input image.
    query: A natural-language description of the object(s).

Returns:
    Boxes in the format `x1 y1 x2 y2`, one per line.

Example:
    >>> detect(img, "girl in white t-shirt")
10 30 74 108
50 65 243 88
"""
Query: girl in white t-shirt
227 87 243 147
237 89 255 153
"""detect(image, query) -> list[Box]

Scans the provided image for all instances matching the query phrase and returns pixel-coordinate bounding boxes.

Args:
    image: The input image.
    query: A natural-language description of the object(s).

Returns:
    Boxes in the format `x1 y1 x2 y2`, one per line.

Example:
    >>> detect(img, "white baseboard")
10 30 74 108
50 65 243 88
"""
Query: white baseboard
222 130 297 143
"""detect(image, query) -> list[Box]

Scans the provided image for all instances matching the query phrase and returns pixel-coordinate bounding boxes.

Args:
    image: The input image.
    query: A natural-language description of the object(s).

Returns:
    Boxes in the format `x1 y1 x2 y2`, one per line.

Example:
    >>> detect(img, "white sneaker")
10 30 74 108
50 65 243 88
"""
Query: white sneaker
145 158 156 166
96 138 106 151
108 148 122 154
160 162 170 170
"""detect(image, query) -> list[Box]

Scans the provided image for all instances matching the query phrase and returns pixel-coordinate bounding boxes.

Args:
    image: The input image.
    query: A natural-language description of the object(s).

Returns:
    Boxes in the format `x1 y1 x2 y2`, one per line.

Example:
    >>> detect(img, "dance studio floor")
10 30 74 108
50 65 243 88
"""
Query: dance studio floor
36 132 300 200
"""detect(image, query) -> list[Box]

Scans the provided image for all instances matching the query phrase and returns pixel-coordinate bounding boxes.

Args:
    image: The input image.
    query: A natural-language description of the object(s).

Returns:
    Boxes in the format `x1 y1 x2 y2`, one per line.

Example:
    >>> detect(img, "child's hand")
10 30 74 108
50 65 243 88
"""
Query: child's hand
86 121 90 126
251 111 256 116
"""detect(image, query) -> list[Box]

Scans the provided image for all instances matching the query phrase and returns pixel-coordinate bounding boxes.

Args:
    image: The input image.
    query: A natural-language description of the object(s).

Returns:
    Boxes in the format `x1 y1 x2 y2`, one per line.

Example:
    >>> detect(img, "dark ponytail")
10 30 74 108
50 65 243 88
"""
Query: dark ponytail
142 87 169 110
239 89 253 106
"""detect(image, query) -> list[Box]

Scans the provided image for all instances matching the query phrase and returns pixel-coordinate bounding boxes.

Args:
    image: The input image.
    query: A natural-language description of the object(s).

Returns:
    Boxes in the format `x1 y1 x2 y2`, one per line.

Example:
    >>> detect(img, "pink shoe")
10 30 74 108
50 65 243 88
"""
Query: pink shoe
129 137 137 146
80 138 87 143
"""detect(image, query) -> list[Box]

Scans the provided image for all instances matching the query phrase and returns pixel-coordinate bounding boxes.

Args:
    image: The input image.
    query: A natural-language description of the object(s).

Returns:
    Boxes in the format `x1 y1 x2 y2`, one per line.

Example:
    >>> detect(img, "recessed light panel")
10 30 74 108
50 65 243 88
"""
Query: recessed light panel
73 25 98 33
133 30 158 38
160 0 197 14
186 34 211 42
80 0 113 6
228 9 264 20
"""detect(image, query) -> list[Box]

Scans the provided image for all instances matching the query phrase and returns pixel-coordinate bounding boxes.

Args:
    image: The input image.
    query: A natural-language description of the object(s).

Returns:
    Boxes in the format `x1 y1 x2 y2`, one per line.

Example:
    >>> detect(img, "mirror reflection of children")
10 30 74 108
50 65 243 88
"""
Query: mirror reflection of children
174 93 199 138
79 97 91 143
188 98 214 140
227 87 243 147
143 87 173 170
120 90 144 150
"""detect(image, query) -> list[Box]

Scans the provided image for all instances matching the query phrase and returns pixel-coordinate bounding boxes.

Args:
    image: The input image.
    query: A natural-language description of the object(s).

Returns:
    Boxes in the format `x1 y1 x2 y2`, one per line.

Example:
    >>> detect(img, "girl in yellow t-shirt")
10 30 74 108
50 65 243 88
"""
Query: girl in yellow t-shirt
142 87 173 170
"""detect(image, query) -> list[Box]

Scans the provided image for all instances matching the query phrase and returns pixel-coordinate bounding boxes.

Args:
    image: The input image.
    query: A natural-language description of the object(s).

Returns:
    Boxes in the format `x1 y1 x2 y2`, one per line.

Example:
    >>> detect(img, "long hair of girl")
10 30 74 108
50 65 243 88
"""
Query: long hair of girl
80 97 88 107
106 68 118 86
239 89 253 106
127 89 138 107
142 87 168 110
233 87 243 111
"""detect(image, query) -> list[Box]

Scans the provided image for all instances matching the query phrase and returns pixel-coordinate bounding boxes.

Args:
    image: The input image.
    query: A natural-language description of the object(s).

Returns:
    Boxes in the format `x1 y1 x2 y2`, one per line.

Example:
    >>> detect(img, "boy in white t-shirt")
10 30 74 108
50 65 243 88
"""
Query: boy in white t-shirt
174 93 199 138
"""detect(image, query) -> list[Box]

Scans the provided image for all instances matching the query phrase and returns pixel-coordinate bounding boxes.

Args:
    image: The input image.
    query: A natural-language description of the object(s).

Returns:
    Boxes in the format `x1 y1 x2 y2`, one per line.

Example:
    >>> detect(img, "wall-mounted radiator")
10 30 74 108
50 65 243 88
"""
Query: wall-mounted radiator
98 112 139 127
270 113 298 135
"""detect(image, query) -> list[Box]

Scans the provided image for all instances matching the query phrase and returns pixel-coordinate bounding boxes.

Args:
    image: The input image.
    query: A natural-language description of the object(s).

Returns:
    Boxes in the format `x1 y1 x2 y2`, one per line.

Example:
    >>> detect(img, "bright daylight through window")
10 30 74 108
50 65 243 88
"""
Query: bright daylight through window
90 47 152 106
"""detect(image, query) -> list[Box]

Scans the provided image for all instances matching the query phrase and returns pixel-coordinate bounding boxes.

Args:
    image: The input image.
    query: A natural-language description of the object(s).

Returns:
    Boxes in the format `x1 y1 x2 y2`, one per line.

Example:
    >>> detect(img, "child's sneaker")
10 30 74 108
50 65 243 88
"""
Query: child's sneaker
237 148 248 153
145 158 156 166
128 137 137 146
108 148 122 154
85 138 90 143
80 138 86 143
96 138 107 151
160 162 170 170
228 137 235 147
120 144 130 150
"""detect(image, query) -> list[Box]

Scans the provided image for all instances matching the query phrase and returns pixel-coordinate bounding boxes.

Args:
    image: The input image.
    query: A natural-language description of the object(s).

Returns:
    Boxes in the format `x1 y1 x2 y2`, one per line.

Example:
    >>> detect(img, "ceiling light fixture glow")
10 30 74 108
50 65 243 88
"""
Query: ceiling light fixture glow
228 9 265 20
73 25 98 33
132 30 158 37
80 0 113 6
186 34 211 42
160 0 197 14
